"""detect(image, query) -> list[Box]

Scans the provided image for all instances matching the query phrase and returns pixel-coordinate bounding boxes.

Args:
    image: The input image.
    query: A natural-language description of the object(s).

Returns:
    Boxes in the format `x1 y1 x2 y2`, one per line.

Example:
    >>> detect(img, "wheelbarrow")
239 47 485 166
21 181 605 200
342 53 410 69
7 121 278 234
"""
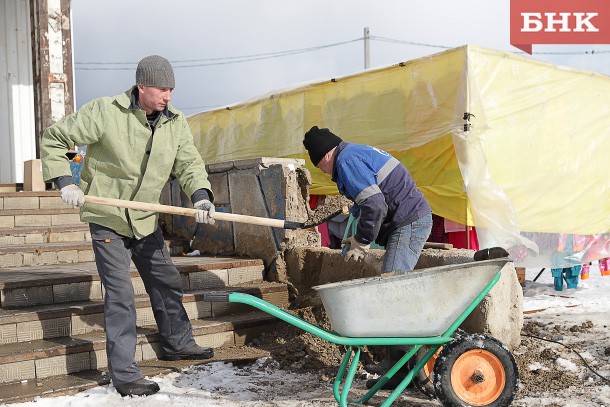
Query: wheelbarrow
204 258 519 407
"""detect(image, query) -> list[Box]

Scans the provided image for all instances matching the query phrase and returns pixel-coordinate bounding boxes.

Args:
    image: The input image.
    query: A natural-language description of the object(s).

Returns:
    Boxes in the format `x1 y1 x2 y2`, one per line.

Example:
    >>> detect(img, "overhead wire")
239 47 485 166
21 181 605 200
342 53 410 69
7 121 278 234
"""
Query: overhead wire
369 35 452 50
74 36 610 71
77 38 362 65
371 36 610 55
179 105 222 112
75 38 362 70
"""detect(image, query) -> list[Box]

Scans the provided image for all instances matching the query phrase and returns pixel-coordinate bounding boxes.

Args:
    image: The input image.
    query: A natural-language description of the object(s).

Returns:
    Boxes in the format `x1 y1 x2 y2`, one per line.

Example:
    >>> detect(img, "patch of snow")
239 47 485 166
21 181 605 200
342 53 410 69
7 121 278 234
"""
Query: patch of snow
555 357 579 373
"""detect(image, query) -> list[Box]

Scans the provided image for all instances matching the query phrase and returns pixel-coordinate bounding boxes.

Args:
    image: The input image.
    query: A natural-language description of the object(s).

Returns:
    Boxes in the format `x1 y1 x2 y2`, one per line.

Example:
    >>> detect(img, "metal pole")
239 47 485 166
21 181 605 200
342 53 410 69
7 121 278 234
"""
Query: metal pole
533 268 546 282
364 27 370 69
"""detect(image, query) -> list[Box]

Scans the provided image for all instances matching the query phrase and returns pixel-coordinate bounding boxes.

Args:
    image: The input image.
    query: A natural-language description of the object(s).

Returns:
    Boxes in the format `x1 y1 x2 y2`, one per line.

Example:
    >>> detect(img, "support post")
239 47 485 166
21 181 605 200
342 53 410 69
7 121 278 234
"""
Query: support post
30 0 74 157
363 27 370 69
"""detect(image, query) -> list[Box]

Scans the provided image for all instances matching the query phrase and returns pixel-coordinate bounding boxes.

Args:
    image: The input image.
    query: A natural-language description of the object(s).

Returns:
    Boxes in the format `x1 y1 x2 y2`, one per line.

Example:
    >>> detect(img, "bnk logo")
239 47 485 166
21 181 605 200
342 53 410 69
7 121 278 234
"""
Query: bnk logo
510 0 610 54
521 12 598 32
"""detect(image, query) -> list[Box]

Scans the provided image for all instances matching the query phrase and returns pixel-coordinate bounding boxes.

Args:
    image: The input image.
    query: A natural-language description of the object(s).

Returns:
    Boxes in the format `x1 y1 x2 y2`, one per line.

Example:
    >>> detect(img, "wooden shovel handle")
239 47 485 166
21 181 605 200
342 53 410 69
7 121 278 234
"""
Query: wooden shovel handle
84 195 288 228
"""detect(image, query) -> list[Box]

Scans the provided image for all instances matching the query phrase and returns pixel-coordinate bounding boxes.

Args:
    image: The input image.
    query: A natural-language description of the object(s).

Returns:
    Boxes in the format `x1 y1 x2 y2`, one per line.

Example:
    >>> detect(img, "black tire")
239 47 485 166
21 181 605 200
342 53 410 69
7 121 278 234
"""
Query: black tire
408 345 438 399
409 329 467 399
432 333 518 407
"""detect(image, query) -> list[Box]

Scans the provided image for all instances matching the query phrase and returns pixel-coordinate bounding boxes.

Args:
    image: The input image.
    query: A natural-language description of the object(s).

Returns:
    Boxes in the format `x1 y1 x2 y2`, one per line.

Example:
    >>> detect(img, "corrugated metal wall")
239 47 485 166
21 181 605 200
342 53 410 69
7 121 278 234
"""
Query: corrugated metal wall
0 0 36 184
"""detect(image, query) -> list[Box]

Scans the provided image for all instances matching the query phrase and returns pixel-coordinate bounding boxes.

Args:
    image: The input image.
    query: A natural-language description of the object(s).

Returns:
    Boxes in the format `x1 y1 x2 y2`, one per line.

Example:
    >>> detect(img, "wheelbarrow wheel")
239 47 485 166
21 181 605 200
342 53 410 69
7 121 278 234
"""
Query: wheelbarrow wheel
432 333 518 407
409 345 439 399
409 329 467 399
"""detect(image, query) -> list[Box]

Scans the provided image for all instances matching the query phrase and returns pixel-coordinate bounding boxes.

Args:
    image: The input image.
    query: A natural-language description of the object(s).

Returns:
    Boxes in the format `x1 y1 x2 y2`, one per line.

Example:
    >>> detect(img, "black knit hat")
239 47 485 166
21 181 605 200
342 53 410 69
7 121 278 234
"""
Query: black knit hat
303 126 343 165
136 55 175 88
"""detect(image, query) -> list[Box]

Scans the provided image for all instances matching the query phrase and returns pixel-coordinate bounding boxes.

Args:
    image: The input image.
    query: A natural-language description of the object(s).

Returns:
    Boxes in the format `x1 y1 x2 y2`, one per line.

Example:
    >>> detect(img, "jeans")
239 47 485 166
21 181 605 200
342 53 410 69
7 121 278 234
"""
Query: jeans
382 213 433 274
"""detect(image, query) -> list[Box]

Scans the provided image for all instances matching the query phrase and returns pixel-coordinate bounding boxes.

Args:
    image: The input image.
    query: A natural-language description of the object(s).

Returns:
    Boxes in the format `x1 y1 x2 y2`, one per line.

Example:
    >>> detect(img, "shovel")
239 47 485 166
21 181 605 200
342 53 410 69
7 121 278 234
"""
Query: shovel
84 195 305 230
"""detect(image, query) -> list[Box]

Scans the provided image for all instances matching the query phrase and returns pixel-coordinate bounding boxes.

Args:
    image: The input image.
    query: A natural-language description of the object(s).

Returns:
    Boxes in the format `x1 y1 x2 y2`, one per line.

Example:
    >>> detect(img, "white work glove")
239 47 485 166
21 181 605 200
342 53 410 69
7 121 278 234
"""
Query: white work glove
194 199 215 225
343 235 370 262
60 184 85 207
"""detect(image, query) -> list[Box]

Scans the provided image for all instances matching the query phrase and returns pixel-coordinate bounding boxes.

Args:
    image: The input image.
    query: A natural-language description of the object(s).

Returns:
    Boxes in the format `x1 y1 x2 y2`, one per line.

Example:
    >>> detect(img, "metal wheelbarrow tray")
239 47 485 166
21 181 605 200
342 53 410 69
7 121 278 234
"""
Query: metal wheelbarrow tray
312 258 505 337
204 258 519 407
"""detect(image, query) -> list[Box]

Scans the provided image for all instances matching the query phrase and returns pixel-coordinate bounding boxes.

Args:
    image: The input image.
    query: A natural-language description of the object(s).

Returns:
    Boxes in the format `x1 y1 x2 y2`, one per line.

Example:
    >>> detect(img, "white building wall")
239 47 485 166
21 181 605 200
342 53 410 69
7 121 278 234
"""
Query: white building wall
0 0 36 184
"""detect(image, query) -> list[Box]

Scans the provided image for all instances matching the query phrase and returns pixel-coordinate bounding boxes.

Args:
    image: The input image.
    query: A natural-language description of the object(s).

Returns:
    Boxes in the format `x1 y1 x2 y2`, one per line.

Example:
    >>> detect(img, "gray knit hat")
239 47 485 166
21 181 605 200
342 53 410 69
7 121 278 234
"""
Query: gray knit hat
135 55 175 88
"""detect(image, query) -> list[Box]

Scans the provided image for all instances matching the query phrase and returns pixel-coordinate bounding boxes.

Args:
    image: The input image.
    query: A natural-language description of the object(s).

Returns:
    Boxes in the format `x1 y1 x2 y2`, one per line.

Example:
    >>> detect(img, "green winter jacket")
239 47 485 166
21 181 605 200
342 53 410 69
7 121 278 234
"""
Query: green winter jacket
41 87 212 239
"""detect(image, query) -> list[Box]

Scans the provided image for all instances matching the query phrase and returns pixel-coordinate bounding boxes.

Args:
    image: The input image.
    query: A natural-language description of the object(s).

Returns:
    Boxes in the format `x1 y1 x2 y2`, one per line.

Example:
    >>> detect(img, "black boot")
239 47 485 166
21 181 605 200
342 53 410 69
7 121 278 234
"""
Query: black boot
366 367 412 390
365 346 412 390
364 354 394 375
114 378 160 397
160 344 214 361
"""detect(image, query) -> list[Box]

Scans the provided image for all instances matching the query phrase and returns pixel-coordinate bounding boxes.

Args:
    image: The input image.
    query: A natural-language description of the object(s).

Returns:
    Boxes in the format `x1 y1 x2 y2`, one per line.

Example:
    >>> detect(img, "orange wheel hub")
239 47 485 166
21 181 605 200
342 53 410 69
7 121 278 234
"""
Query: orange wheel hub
423 347 442 378
450 349 505 406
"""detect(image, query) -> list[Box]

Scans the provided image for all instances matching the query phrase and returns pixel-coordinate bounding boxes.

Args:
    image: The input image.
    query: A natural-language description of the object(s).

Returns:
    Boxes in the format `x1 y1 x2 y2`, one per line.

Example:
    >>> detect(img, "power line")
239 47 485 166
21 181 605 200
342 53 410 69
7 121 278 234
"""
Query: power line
76 39 362 65
74 35 610 72
372 36 610 55
370 36 452 50
531 49 610 55
75 38 362 70
179 105 223 111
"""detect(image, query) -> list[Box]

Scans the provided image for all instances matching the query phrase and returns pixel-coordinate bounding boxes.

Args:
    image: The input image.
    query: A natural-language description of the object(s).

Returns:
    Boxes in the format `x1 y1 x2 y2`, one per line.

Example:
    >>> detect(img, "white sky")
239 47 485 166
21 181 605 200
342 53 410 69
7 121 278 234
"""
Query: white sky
70 0 610 114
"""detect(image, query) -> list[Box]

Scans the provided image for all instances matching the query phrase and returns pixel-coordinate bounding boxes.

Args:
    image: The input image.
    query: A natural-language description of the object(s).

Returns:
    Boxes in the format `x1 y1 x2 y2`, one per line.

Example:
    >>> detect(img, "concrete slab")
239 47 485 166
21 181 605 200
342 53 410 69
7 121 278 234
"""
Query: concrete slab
233 157 305 170
228 170 277 263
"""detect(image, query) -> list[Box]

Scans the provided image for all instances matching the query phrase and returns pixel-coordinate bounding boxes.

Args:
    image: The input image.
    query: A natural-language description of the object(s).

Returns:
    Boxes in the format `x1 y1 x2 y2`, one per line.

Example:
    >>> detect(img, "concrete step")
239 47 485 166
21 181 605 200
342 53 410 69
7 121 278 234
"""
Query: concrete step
0 232 185 266
0 193 287 399
0 345 269 404
0 208 81 229
0 185 22 194
0 256 266 308
0 224 91 245
0 254 287 394
0 309 281 385
0 241 95 268
0 191 70 212
0 282 288 345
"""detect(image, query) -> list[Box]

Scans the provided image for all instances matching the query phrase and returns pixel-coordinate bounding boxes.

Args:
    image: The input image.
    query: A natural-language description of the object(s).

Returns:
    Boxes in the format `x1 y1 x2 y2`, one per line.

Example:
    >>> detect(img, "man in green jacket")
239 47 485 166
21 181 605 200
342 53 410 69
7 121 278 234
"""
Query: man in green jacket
41 55 215 397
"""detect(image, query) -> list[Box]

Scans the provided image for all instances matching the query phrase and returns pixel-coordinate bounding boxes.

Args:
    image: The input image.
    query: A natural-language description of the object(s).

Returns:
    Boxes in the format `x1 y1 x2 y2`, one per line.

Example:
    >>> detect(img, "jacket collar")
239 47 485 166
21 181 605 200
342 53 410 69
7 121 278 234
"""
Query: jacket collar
115 86 177 119
331 141 348 182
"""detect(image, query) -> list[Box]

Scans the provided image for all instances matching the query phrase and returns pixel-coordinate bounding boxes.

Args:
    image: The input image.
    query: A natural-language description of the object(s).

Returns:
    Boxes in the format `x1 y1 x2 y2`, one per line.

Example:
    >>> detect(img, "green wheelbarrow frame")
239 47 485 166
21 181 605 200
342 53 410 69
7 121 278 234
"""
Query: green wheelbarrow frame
204 271 501 407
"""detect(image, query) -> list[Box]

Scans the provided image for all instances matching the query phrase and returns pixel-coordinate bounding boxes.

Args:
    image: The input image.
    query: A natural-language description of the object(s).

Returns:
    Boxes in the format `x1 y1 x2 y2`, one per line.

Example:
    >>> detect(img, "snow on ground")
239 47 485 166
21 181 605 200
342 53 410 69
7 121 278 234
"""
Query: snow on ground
5 263 610 407
511 262 610 407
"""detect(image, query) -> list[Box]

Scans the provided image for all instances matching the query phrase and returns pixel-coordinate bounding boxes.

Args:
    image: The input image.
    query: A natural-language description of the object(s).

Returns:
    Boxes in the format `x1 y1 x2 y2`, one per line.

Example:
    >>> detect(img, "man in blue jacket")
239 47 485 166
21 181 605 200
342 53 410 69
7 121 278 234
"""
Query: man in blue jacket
303 126 432 273
303 126 433 388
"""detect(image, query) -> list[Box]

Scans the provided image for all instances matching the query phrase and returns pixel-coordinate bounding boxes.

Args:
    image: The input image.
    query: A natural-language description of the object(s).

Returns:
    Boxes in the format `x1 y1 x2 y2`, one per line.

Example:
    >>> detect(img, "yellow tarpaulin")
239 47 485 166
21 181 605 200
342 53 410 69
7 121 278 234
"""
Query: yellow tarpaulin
188 45 610 268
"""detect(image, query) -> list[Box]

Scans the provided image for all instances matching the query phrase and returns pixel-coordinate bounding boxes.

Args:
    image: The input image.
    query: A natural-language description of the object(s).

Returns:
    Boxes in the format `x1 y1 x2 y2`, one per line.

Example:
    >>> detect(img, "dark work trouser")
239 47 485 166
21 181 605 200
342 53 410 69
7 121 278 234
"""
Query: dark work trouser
90 223 196 385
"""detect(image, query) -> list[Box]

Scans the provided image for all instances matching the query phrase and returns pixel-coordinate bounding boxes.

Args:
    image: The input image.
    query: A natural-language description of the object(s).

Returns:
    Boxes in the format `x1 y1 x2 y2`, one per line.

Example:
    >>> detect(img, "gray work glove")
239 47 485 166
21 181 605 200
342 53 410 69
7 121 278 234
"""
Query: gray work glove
343 235 370 262
60 184 85 207
194 199 215 225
